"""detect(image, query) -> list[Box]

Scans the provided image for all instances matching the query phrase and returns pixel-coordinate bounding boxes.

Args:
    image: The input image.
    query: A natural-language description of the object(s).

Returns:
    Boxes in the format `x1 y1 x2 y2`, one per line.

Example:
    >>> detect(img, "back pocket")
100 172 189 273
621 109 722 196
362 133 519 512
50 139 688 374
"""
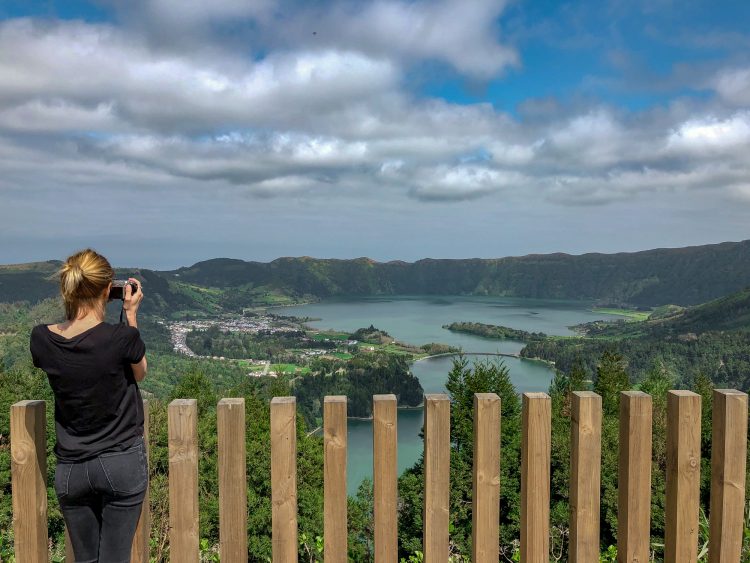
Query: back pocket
98 446 148 495
54 462 74 498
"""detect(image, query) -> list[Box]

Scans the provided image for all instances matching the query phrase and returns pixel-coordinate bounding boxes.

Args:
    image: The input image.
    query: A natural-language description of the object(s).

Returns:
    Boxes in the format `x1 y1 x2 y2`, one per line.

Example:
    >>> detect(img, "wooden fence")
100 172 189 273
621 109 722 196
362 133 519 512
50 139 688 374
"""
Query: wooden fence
9 389 749 562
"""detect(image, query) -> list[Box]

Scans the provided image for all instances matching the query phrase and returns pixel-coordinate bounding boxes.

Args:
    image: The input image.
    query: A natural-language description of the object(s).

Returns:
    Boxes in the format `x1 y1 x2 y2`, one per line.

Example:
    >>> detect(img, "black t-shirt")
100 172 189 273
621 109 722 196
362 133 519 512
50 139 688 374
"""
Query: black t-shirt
29 321 146 462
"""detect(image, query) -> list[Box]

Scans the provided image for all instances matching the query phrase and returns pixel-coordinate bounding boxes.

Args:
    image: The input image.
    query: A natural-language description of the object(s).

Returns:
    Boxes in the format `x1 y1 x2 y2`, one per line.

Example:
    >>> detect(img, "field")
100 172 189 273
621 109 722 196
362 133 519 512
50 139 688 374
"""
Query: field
591 307 651 321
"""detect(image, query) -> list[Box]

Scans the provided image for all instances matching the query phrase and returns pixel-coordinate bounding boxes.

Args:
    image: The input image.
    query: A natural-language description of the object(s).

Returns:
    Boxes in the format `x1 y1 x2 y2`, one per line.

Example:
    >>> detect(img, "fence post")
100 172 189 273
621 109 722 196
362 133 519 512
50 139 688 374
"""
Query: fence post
271 397 298 563
218 398 247 562
709 390 747 562
665 390 701 563
423 394 450 562
168 399 199 563
520 392 551 563
11 400 47 563
618 391 652 562
569 391 602 563
131 399 150 563
324 396 348 563
472 393 500 563
373 394 397 563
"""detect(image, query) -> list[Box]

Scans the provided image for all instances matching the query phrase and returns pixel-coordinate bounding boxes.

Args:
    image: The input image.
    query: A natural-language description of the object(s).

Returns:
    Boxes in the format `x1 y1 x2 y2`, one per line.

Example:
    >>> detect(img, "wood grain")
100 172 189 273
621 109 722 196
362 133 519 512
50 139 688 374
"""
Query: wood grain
472 393 501 563
218 398 247 562
168 399 199 563
569 391 602 563
708 390 747 563
373 394 397 563
423 394 449 562
520 392 551 563
324 396 348 563
271 396 298 562
10 400 47 563
617 391 652 562
665 390 701 563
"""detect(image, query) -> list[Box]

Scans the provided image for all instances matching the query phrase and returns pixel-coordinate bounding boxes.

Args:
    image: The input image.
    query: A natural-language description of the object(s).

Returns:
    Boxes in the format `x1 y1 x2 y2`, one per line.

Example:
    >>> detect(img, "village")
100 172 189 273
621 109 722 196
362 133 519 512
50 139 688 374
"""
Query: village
160 315 363 377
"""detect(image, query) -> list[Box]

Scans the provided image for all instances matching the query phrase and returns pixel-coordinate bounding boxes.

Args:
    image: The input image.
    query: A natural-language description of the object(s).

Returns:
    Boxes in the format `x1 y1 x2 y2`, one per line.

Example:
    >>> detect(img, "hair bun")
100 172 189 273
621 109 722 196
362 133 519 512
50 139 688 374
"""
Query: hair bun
61 262 84 299
58 249 114 320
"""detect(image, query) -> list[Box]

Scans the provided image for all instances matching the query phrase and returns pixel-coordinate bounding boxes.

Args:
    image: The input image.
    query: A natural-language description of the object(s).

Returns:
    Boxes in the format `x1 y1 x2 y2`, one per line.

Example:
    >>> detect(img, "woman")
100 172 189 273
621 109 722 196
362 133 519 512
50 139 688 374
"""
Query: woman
29 248 148 563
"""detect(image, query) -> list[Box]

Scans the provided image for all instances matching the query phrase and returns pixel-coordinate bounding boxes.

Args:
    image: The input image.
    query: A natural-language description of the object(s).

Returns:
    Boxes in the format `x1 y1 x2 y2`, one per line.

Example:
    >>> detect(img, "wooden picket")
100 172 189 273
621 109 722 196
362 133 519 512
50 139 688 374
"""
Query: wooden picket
9 388 750 561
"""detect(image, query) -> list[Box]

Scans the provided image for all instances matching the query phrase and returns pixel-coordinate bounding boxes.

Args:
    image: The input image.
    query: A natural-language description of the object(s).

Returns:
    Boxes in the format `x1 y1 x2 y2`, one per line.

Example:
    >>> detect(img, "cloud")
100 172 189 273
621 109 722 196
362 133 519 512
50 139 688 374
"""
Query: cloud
714 68 750 107
667 112 750 153
313 0 518 79
406 165 523 201
111 0 518 80
0 13 749 211
0 19 397 134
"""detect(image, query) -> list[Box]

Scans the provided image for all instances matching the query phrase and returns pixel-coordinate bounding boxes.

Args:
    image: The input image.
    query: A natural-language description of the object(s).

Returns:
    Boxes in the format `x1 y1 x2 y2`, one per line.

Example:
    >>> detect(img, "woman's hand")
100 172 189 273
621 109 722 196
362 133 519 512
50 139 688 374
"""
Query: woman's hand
123 277 143 326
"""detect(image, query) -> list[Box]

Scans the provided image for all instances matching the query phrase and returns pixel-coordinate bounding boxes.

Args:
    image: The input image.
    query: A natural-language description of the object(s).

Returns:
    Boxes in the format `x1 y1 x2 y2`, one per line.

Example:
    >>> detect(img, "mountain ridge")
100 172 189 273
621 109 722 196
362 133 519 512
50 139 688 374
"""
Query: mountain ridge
3 239 750 310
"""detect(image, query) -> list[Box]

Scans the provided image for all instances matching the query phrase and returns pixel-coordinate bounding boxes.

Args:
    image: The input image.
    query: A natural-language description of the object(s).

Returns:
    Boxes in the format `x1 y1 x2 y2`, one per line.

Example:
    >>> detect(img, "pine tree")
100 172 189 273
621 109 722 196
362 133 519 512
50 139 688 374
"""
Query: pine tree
594 350 630 417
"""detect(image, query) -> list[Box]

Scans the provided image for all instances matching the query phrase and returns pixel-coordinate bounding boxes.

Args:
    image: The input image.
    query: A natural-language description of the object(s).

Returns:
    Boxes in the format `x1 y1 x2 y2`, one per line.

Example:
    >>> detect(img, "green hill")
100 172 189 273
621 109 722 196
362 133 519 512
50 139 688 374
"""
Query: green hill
576 286 750 339
162 239 750 307
521 285 750 391
4 239 750 311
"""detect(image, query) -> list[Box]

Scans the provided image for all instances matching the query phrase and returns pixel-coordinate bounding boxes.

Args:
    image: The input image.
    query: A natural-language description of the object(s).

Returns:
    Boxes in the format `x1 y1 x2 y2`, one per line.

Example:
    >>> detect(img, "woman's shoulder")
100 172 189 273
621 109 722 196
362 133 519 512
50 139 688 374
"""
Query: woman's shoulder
30 323 47 339
108 322 139 335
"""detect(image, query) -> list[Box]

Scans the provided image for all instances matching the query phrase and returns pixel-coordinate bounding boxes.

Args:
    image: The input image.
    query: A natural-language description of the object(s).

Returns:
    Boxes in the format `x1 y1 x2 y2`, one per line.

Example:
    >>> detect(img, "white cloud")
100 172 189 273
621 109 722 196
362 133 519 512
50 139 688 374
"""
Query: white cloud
405 165 523 201
667 112 750 152
0 19 397 133
112 0 518 79
0 14 749 211
544 109 630 167
321 0 518 79
714 68 750 106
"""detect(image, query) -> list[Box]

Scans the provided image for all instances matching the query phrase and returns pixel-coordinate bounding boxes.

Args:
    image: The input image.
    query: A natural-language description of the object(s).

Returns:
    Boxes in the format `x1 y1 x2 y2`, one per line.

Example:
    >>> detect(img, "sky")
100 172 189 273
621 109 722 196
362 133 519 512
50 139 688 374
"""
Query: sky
1 0 749 269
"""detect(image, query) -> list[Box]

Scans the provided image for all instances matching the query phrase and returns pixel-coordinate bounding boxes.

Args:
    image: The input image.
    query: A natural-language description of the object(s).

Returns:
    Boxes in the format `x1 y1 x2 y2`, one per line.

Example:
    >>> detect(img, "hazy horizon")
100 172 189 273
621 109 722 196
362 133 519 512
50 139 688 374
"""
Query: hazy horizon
3 235 747 271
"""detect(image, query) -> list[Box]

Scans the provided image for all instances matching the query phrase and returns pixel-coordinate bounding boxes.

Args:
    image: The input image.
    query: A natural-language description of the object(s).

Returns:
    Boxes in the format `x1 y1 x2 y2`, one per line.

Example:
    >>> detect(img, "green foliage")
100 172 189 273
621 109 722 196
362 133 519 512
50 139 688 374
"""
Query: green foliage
5 277 750 559
400 550 423 563
293 353 423 427
397 355 521 559
443 321 547 342
159 239 750 307
523 286 750 392
299 532 323 562
347 478 375 561
594 350 630 416
599 545 617 562
0 528 15 562
186 325 339 362
350 325 391 343
7 240 750 319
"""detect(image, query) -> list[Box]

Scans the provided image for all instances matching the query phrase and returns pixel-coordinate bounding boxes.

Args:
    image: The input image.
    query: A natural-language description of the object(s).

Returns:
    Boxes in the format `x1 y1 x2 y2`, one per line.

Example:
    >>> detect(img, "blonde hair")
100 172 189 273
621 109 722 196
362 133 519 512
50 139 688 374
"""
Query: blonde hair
58 249 115 320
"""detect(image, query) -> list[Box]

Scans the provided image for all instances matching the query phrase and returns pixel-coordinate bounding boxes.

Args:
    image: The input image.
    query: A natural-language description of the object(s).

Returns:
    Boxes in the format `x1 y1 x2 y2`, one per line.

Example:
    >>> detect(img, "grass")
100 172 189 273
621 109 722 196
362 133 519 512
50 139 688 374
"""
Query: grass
271 363 309 374
591 307 651 321
312 331 349 341
236 360 266 371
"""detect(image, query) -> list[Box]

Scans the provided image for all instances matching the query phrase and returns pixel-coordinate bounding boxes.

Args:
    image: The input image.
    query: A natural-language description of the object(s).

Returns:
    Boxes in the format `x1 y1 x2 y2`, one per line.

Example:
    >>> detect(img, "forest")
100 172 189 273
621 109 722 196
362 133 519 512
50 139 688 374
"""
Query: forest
4 238 750 315
2 272 750 560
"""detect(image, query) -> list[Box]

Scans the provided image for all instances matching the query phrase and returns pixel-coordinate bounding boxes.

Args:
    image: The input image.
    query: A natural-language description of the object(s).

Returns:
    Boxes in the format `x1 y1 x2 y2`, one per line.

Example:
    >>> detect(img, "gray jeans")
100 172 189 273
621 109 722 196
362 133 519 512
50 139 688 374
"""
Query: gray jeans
55 437 148 563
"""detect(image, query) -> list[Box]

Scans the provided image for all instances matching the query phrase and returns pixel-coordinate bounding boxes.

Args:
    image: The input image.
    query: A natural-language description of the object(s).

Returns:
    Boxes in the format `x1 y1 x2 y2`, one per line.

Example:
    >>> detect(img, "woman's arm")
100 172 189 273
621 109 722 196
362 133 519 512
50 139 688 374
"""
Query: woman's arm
132 355 148 382
124 278 147 382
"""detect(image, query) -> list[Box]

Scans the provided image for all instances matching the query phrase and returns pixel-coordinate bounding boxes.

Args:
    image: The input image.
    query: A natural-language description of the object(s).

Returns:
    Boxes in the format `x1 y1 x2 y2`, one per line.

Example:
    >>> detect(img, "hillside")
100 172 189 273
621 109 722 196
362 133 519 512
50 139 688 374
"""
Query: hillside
3 239 750 310
576 286 750 338
520 286 750 391
163 239 750 307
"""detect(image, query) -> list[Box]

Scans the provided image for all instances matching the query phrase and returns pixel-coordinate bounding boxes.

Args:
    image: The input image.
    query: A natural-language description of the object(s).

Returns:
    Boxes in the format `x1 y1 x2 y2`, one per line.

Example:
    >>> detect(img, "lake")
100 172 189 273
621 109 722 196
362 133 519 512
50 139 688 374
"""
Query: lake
270 295 619 493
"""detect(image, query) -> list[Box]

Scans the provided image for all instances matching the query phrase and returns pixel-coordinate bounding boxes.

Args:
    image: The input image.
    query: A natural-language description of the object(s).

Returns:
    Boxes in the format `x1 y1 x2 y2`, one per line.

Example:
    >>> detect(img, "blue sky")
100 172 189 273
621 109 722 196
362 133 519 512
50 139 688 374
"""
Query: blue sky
1 0 749 268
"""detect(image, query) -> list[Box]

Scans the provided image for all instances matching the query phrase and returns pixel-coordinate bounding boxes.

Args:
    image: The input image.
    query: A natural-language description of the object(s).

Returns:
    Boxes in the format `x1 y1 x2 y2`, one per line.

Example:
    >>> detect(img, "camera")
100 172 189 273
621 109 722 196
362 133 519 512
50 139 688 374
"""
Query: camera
109 280 139 301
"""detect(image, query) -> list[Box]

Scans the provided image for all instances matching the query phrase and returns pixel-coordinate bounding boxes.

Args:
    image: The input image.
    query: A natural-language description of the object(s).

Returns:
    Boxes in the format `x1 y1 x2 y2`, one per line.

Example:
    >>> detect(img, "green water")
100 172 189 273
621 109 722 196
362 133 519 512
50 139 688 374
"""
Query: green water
270 295 620 493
